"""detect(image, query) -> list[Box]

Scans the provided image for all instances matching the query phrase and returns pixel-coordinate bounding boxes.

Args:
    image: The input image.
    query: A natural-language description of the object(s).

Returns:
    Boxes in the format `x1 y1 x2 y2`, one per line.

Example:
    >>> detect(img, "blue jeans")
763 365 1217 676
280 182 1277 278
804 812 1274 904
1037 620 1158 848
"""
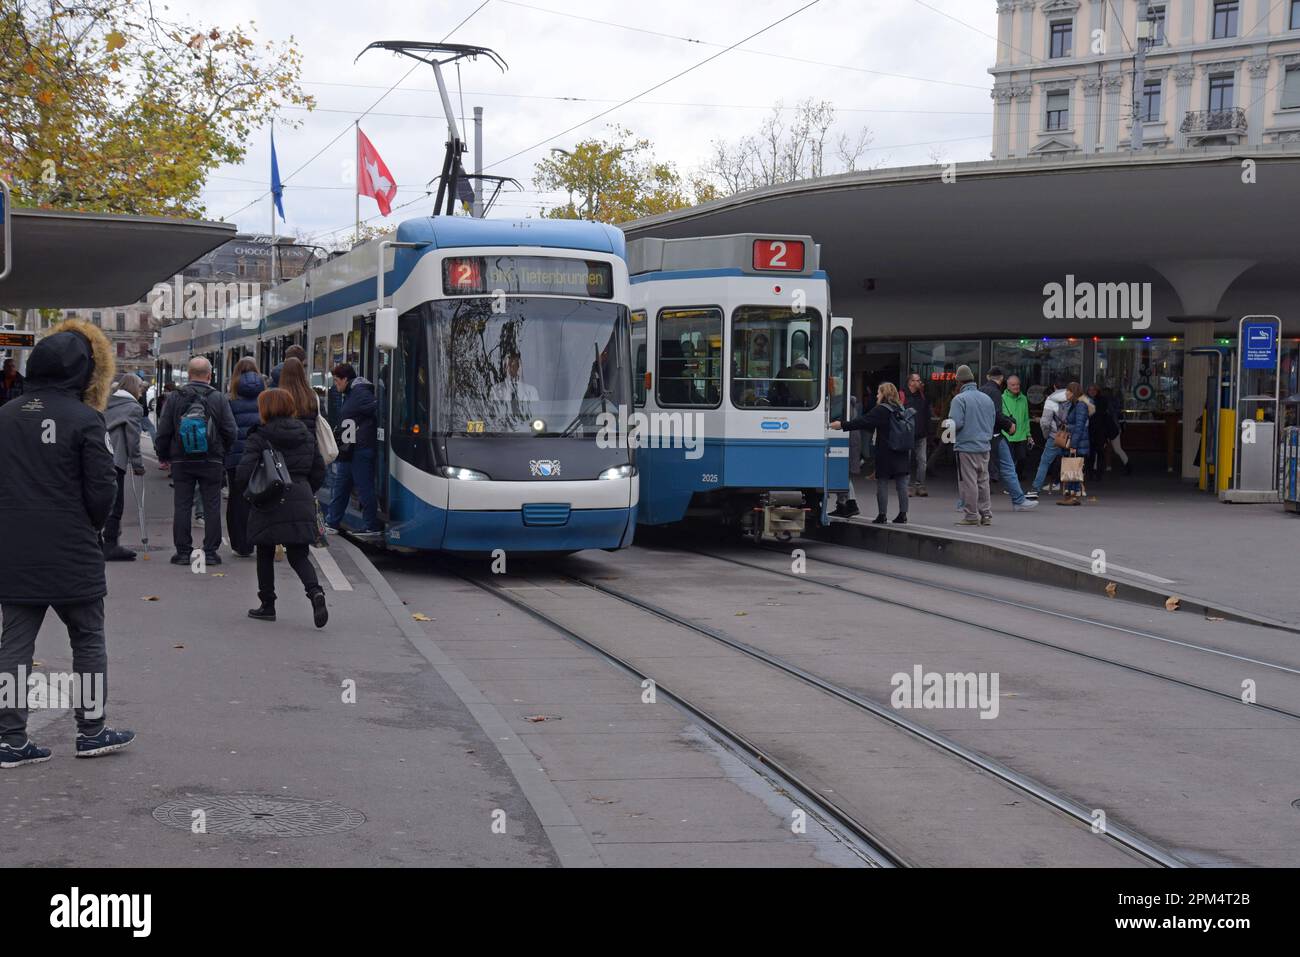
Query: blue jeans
327 447 380 530
993 438 1026 505
1031 443 1063 492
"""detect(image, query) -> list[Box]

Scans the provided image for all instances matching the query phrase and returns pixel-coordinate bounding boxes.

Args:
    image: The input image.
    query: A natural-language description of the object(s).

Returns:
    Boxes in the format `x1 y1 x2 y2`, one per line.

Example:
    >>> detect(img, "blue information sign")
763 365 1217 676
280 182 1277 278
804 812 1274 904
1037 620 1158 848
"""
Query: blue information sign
1242 320 1279 370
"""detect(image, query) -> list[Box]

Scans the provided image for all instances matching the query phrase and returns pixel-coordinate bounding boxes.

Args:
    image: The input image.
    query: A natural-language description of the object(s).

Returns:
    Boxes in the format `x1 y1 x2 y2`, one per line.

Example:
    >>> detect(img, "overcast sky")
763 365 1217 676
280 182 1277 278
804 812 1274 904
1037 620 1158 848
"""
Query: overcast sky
186 0 997 244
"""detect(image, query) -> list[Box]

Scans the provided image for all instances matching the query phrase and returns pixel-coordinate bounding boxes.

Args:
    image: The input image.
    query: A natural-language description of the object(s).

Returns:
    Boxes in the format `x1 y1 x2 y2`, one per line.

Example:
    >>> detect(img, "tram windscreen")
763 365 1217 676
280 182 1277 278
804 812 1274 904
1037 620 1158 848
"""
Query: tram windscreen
431 297 631 438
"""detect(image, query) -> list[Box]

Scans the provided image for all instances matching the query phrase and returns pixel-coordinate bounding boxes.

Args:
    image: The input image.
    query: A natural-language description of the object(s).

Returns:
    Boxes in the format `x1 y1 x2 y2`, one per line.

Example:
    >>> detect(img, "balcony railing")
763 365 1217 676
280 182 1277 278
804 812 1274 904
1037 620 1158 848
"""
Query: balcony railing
1181 108 1247 135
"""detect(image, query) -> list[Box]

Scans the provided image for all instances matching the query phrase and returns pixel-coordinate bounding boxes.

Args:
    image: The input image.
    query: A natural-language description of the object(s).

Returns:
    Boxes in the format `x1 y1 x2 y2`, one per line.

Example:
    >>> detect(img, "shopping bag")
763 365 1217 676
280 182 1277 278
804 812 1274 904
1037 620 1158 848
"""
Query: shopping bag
1059 456 1086 483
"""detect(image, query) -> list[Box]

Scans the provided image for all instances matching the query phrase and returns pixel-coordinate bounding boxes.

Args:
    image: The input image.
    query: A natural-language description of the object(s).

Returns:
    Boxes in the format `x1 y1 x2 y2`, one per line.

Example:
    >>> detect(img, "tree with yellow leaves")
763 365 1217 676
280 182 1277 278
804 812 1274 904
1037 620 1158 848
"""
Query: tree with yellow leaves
0 0 313 216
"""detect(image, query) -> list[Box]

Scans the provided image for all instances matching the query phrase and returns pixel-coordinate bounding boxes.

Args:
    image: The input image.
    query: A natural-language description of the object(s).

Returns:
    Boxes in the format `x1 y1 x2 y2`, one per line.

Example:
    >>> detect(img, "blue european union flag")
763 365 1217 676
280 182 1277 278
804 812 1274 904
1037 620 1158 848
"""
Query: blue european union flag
270 130 286 221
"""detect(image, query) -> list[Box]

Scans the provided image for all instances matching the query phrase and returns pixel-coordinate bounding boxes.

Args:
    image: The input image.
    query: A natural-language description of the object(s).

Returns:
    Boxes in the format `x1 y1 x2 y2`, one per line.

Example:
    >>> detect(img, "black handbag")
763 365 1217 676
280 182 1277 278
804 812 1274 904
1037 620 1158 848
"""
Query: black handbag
244 445 292 508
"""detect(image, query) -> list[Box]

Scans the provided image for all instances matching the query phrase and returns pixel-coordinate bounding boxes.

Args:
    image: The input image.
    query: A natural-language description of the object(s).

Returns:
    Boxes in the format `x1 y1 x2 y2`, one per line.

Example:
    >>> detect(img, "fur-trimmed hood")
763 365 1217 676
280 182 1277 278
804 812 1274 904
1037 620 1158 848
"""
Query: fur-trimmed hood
30 317 115 411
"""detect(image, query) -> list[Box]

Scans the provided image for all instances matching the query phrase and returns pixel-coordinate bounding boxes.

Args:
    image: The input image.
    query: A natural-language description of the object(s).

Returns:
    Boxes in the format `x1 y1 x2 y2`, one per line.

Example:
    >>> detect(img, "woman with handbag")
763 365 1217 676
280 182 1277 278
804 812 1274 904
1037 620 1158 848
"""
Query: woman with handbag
235 388 328 628
279 357 337 546
1057 382 1092 507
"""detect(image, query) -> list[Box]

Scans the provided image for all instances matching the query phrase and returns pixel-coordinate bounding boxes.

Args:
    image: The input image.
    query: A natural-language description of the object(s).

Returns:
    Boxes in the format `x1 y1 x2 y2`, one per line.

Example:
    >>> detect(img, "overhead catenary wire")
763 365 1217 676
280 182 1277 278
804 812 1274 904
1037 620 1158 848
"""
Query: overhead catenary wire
482 0 825 172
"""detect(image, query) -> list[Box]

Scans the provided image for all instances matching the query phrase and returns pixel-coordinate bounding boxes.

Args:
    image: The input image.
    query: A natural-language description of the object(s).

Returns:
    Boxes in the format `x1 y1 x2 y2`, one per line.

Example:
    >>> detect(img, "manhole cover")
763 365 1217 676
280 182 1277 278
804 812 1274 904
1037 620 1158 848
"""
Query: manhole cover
153 795 366 837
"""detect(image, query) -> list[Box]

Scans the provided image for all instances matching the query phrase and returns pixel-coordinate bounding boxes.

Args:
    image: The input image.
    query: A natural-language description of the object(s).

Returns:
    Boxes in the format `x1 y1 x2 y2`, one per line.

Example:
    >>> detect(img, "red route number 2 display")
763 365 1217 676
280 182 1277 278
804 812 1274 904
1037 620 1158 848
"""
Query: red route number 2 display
752 238 805 272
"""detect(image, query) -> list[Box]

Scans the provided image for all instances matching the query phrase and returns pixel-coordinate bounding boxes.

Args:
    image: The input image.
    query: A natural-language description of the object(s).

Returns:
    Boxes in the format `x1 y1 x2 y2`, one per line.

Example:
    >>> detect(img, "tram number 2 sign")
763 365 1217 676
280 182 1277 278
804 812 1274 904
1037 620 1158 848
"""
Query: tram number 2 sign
752 238 804 272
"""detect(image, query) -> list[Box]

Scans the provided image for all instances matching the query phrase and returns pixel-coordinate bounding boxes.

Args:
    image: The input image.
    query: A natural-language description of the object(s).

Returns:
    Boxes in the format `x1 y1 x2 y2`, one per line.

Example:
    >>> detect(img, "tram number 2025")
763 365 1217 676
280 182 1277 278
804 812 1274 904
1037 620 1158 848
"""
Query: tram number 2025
701 473 719 484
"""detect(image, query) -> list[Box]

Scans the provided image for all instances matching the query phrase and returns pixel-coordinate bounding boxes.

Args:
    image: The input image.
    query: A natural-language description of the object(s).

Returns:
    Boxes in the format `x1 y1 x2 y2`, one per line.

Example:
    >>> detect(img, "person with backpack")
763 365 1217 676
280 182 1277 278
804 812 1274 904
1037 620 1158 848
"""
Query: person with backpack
981 367 1037 512
325 363 381 533
279 356 334 546
225 357 265 557
235 388 328 628
102 373 146 561
831 381 914 525
904 372 932 497
154 356 237 566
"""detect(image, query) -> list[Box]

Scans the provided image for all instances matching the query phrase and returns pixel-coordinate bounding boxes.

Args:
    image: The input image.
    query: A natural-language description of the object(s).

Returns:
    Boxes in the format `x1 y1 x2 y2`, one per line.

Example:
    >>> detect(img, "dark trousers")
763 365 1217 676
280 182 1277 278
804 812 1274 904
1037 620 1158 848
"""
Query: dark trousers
876 474 908 517
327 447 380 530
102 467 126 547
170 460 223 555
256 544 320 603
226 467 252 555
0 600 108 745
1007 440 1030 480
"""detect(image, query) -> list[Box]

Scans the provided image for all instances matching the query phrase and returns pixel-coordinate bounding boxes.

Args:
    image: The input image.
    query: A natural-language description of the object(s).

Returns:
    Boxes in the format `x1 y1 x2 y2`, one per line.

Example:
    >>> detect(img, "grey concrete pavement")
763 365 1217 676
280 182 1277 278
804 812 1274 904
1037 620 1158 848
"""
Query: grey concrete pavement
845 471 1300 624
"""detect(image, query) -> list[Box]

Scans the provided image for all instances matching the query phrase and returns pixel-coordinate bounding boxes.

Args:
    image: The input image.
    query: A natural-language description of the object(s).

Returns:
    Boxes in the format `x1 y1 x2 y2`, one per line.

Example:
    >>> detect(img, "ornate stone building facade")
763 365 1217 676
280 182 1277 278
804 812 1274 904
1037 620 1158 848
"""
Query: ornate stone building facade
990 0 1300 157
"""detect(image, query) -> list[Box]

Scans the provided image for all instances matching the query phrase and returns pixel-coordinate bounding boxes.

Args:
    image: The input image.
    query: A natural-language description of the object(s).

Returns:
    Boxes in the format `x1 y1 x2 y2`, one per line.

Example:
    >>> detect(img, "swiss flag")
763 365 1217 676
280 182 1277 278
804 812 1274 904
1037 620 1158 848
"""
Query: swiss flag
357 127 398 216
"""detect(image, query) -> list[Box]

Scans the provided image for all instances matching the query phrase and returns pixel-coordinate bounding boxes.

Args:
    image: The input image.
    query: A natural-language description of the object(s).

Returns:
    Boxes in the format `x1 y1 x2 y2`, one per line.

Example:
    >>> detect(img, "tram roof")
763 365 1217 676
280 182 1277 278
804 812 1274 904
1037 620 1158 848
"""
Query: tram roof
395 215 625 256
0 206 237 310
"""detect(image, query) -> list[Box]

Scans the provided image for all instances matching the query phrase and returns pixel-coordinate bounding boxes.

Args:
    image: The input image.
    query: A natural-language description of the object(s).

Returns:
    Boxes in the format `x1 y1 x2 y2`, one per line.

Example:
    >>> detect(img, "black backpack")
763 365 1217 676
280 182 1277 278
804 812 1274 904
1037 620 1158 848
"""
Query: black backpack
886 404 916 453
244 444 293 508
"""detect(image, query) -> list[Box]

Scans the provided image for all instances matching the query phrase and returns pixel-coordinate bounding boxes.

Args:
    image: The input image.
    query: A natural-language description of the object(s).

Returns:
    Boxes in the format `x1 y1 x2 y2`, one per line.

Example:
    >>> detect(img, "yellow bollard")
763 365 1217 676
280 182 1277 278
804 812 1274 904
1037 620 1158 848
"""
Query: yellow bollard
1217 408 1235 494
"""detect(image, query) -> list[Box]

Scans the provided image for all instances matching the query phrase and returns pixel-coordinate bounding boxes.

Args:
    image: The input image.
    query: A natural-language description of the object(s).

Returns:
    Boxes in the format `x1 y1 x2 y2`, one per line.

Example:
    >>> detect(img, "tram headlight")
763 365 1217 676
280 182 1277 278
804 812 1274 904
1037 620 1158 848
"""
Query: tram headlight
439 466 490 481
597 464 637 481
530 418 546 433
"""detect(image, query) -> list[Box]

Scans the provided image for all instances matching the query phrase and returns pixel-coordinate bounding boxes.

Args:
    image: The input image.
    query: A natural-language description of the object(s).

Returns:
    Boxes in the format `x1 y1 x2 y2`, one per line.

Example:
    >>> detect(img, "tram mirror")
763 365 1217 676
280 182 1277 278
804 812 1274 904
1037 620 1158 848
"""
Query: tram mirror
0 178 11 283
376 307 398 351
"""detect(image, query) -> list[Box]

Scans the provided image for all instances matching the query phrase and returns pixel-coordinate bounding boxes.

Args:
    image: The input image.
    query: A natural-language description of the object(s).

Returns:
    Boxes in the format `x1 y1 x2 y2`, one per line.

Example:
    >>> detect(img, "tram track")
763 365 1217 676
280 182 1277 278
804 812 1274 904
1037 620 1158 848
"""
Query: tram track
675 543 1300 724
453 568 905 869
557 566 1186 868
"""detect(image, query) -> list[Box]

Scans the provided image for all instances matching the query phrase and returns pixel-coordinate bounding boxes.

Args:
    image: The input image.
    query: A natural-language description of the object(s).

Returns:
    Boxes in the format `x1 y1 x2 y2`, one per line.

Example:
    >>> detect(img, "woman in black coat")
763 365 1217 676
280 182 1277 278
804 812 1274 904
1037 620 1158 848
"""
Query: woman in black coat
235 388 328 628
832 381 913 525
225 357 265 556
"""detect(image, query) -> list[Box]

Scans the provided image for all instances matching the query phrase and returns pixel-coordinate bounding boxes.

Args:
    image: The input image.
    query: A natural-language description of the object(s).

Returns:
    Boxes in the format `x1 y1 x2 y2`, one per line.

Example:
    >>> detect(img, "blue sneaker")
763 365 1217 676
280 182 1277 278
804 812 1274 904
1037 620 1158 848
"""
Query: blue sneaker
75 727 136 759
0 739 53 769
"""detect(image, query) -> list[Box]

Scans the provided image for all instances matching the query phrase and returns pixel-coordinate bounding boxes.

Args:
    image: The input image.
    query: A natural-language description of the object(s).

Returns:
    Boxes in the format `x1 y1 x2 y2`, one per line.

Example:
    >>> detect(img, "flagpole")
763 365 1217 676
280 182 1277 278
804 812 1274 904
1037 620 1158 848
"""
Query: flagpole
270 118 277 287
354 122 361 245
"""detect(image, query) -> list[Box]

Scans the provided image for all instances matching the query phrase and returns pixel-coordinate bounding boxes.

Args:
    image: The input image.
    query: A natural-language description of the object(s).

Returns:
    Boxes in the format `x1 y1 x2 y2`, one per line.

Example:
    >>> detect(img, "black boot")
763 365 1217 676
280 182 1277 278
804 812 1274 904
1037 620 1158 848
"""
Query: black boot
871 513 887 525
308 586 328 629
892 513 908 524
248 593 276 622
103 542 137 561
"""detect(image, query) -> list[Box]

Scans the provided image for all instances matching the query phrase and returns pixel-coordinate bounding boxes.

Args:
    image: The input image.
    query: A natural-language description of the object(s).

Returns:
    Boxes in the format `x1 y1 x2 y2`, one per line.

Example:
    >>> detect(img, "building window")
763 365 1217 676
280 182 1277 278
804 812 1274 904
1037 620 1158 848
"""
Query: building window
1292 0 1300 30
1148 5 1166 46
1208 74 1235 111
991 339 1083 418
1045 91 1070 130
64 309 76 318
116 342 126 358
91 311 102 325
1283 66 1300 108
1094 338 1184 419
908 340 981 421
1142 79 1163 121
1049 20 1073 58
115 312 125 332
1212 1 1239 39
138 313 150 331
657 307 722 408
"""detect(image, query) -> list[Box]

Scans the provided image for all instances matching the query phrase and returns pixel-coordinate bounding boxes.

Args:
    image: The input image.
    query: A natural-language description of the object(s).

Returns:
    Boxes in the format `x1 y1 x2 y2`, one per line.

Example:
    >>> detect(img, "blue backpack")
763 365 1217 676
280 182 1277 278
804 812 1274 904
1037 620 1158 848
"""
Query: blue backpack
178 390 213 457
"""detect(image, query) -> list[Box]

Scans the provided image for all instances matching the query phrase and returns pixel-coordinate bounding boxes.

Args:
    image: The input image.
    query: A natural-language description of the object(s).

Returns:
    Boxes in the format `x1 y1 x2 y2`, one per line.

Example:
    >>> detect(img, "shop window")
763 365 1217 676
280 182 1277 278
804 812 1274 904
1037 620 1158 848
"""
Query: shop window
990 338 1083 414
909 340 980 420
1094 338 1183 421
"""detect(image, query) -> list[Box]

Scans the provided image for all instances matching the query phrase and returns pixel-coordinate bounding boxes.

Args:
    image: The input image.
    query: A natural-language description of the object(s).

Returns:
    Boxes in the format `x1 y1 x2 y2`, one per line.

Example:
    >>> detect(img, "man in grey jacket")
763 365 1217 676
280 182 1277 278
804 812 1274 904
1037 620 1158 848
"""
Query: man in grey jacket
102 374 146 560
945 364 996 526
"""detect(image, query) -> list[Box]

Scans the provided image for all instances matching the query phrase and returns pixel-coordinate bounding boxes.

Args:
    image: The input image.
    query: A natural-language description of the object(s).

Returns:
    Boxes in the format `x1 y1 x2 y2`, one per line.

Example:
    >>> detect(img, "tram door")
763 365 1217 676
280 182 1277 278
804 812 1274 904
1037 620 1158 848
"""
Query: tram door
826 317 854 500
352 314 390 518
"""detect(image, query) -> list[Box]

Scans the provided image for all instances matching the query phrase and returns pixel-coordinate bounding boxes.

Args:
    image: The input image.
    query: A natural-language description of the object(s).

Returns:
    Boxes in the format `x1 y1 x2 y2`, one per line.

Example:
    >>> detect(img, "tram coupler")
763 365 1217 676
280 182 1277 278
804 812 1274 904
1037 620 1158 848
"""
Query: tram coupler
754 491 806 542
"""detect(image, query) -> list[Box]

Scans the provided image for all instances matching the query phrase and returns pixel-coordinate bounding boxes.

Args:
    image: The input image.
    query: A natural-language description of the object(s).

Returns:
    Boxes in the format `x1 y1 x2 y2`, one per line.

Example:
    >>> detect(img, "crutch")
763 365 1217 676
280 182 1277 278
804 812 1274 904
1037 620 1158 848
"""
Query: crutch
128 467 149 550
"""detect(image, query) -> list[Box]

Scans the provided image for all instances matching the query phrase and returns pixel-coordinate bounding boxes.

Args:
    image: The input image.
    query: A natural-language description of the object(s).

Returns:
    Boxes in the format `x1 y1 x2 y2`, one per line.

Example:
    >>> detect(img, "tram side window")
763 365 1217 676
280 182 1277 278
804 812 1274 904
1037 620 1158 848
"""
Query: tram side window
312 337 328 388
392 312 433 470
656 307 721 408
732 306 822 410
631 310 648 407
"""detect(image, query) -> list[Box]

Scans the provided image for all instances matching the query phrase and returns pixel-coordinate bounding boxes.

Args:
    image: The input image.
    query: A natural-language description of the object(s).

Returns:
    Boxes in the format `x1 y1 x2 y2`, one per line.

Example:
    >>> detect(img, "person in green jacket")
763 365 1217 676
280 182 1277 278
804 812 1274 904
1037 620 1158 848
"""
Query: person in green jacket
1002 375 1034 482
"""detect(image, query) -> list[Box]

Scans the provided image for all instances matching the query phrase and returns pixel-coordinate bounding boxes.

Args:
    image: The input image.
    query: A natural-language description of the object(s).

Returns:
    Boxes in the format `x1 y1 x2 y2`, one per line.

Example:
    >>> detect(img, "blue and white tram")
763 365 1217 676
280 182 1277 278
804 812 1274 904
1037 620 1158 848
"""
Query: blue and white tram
626 233 852 539
261 216 638 554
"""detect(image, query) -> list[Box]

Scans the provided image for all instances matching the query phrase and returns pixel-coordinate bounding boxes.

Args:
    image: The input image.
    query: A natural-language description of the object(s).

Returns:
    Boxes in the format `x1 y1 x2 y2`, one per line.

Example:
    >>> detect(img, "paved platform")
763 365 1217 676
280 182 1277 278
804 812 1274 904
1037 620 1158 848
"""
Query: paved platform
0 457 861 867
842 471 1300 626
